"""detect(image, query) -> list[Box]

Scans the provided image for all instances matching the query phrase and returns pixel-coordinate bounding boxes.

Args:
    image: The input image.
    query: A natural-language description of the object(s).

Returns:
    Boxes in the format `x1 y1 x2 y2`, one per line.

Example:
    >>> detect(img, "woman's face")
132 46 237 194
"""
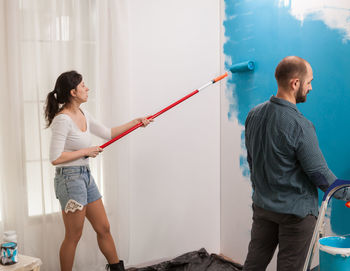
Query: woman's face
72 80 89 103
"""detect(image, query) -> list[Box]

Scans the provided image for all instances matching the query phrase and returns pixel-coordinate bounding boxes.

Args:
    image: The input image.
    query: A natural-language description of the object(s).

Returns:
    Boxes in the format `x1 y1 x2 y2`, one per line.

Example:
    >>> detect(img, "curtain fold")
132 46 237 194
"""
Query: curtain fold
97 0 131 263
0 0 130 270
0 0 9 238
0 0 27 249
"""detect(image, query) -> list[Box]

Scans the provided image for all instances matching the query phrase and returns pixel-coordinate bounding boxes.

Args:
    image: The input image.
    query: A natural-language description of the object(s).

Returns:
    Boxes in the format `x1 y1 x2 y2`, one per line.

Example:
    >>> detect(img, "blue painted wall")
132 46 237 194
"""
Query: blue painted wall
224 0 350 235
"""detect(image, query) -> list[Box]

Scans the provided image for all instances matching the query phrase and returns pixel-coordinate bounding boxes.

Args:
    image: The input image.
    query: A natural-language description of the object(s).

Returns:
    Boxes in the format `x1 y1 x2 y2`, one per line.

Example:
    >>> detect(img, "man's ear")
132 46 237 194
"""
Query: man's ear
290 78 300 91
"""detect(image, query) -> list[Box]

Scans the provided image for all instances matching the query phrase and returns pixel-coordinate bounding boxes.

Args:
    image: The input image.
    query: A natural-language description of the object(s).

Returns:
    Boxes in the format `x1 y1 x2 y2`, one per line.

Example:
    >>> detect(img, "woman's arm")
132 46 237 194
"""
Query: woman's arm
51 146 103 166
86 110 153 140
111 117 153 138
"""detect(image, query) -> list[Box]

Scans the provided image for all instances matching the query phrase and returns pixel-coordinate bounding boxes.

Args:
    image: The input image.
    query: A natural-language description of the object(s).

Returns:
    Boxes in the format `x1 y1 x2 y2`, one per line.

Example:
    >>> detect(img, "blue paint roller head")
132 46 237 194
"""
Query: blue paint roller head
229 60 255 73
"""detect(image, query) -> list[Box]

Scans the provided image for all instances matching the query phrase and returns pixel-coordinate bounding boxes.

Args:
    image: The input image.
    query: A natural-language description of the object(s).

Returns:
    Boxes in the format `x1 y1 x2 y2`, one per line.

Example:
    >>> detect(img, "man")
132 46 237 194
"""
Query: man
243 56 349 271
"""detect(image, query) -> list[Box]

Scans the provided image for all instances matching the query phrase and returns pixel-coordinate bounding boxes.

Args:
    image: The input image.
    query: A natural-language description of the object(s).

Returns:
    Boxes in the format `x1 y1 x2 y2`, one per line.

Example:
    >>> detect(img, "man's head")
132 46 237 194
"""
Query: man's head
275 56 313 103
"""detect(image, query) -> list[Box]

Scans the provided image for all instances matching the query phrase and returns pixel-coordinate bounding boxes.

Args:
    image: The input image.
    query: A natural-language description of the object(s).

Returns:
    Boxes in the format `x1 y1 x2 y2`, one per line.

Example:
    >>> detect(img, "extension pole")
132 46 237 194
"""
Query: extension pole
100 72 228 149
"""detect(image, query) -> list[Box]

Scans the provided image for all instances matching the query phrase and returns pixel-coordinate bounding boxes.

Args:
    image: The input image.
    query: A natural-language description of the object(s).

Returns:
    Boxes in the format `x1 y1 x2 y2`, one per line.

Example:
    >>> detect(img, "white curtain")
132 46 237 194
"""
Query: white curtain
0 0 130 270
97 0 131 264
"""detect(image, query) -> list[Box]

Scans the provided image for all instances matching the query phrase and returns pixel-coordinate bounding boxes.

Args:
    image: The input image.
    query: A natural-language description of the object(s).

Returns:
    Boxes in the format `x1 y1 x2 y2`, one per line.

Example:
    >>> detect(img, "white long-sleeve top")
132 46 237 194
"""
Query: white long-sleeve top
49 110 111 166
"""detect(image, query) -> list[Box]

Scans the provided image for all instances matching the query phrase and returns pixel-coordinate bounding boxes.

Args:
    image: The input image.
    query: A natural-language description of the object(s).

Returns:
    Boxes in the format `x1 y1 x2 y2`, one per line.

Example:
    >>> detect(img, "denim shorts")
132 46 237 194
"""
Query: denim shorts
54 166 102 213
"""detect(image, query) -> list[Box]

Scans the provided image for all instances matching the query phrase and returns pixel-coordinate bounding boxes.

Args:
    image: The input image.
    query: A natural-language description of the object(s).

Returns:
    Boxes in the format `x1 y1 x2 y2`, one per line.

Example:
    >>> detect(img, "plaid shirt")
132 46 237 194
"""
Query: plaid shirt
245 96 348 217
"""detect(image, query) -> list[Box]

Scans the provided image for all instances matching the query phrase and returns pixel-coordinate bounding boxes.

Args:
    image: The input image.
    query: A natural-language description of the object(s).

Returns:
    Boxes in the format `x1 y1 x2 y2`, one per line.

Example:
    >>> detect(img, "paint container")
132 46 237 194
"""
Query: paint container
1 231 18 265
1 242 18 265
319 236 350 271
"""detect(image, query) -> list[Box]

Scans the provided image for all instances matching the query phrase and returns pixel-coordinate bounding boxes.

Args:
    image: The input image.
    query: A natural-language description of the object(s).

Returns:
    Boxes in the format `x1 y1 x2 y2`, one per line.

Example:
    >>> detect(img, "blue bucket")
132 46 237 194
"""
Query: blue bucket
319 236 350 271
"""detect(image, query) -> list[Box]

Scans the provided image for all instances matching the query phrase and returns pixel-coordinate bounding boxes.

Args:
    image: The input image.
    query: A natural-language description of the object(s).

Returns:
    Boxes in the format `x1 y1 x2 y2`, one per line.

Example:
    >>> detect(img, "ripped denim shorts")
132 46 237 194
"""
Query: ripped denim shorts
54 165 102 213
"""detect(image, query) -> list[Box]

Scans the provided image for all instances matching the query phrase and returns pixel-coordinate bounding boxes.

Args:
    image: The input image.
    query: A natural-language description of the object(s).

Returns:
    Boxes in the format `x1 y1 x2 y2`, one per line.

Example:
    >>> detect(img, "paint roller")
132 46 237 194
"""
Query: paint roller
229 60 255 73
99 60 255 150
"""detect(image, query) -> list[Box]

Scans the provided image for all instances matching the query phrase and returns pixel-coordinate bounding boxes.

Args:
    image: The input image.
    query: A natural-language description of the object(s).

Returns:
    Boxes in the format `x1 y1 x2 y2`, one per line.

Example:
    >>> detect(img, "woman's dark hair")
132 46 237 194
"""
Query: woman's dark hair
44 70 82 127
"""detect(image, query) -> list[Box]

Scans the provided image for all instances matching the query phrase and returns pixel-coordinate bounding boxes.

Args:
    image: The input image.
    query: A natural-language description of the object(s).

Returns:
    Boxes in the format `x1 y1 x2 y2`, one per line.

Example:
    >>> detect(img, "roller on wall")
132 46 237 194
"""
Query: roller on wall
229 60 255 73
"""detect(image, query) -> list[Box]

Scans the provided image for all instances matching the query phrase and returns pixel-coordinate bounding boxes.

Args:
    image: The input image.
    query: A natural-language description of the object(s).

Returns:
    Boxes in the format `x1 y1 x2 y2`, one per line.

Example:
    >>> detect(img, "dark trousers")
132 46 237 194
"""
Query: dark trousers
243 204 316 271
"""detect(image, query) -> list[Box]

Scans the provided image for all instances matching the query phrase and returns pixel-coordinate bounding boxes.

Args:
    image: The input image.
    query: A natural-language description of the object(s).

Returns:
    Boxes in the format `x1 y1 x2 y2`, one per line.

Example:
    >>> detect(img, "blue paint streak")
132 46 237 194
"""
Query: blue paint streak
224 0 350 235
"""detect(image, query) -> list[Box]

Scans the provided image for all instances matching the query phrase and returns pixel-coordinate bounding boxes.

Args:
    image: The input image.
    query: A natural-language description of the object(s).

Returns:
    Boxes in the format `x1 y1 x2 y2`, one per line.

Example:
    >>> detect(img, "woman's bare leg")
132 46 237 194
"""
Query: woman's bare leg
60 208 86 271
86 199 119 264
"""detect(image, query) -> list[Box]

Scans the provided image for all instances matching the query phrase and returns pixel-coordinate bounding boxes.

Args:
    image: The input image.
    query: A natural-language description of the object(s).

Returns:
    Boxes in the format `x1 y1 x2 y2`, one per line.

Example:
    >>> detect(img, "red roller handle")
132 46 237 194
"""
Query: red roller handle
100 90 199 148
100 72 228 149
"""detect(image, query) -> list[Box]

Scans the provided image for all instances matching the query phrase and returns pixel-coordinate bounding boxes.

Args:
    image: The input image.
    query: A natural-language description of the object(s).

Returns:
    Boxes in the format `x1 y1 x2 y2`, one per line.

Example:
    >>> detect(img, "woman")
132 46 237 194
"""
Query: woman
44 71 152 271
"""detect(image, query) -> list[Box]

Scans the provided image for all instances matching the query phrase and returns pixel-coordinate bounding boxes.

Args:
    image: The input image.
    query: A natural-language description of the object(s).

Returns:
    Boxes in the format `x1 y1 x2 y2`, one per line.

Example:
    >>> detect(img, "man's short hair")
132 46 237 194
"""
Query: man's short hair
275 56 308 88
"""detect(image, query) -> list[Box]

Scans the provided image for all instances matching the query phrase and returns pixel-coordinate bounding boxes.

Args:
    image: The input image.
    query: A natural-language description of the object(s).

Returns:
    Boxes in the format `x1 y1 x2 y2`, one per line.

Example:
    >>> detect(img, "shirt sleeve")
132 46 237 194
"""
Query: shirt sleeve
296 122 350 200
85 111 111 140
49 116 70 162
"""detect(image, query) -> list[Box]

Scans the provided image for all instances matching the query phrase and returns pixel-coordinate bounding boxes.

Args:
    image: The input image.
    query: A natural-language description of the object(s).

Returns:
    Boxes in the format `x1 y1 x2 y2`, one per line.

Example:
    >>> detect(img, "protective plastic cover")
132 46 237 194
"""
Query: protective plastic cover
127 248 242 271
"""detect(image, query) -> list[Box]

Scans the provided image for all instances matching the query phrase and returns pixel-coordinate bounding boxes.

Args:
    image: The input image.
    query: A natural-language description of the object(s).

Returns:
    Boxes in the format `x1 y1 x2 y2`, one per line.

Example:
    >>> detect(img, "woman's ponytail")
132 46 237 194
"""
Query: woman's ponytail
44 90 59 127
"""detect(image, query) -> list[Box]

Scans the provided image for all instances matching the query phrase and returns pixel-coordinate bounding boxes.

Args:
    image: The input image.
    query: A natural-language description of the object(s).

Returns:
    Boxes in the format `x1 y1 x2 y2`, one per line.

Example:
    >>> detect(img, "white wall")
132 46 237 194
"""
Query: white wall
126 0 221 265
220 103 253 265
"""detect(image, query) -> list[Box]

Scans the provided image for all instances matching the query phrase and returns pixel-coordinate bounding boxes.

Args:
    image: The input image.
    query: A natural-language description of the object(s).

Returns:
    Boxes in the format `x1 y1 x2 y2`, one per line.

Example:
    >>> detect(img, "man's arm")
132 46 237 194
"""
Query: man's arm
296 123 350 200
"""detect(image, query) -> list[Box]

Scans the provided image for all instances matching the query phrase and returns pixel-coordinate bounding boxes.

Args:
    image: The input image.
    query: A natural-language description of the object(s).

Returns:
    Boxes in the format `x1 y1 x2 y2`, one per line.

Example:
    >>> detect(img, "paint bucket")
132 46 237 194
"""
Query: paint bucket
0 242 18 265
319 236 350 271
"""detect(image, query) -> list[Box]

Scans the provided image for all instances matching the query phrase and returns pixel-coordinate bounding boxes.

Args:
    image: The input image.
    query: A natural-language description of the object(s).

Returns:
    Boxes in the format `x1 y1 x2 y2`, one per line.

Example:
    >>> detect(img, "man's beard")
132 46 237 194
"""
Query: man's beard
296 84 307 103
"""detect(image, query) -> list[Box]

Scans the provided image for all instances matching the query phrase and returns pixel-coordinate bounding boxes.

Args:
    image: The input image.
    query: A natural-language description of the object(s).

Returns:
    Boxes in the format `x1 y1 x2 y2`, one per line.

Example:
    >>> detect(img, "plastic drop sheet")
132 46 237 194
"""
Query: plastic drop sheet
127 248 243 271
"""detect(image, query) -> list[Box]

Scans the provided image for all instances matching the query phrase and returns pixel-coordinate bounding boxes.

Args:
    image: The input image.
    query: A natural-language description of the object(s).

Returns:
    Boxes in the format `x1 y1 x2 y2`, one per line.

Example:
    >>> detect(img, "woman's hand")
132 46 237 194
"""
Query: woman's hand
84 146 103 158
135 117 154 127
